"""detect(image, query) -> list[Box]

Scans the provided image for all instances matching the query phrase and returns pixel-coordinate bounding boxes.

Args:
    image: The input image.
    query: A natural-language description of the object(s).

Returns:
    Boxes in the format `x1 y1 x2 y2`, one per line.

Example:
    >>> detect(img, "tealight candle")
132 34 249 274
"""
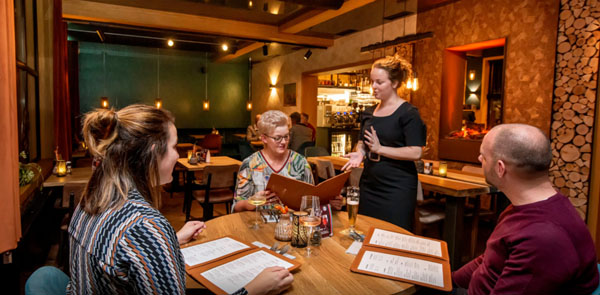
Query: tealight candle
439 161 447 177
56 160 67 177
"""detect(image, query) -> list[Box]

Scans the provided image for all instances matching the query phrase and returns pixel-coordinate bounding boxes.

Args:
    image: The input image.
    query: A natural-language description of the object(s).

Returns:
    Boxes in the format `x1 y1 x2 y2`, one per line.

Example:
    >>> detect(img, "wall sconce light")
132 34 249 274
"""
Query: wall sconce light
412 72 418 91
101 96 109 109
469 70 476 80
246 101 253 111
303 49 312 60
269 84 276 90
203 100 210 111
155 98 162 109
248 1 253 8
262 44 268 56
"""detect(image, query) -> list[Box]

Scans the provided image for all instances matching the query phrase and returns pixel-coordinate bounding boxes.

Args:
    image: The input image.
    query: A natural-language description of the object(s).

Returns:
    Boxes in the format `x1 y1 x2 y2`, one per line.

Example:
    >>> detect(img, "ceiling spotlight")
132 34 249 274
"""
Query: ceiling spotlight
303 49 312 60
262 44 268 56
167 39 174 47
222 43 229 51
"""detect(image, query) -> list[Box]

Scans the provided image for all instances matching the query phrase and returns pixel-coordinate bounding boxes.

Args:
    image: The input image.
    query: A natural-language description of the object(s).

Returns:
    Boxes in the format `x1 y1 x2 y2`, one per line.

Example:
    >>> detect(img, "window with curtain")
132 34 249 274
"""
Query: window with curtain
15 0 40 162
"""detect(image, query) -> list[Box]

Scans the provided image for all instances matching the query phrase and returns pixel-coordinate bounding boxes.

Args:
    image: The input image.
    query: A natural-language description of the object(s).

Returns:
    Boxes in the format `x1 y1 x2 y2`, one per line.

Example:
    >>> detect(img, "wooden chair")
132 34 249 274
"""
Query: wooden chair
313 159 335 184
58 182 86 273
297 141 315 156
305 146 329 157
184 164 238 221
201 134 222 155
414 180 446 237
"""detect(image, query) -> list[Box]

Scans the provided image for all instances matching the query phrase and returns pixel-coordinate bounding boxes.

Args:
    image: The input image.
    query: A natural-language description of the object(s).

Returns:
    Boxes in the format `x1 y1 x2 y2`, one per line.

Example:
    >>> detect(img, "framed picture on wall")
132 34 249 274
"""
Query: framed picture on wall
284 83 296 106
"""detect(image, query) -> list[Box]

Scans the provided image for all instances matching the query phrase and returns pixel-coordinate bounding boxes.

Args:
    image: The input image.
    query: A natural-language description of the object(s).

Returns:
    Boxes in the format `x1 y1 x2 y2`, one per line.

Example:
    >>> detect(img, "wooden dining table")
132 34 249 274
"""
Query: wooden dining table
183 211 417 294
306 156 498 270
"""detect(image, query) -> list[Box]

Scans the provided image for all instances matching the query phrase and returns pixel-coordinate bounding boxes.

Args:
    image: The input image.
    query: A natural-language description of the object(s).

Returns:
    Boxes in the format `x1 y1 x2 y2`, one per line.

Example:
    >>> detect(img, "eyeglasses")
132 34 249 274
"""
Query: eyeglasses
264 134 290 143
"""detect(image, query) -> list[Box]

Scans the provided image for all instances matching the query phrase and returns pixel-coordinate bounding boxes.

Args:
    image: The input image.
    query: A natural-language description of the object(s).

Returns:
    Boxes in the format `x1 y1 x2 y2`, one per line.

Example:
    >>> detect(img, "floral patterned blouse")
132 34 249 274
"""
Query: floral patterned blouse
234 150 313 210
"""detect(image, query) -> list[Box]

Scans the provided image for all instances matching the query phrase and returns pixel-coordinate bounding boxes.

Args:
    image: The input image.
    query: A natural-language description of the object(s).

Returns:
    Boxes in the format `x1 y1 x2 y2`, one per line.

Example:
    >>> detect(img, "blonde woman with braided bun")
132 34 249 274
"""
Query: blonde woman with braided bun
69 104 293 295
342 55 427 230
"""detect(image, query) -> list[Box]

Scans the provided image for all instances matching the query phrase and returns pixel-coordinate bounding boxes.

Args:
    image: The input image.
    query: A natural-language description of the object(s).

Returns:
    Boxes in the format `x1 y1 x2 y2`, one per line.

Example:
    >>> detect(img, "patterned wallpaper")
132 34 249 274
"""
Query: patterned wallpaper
413 0 560 159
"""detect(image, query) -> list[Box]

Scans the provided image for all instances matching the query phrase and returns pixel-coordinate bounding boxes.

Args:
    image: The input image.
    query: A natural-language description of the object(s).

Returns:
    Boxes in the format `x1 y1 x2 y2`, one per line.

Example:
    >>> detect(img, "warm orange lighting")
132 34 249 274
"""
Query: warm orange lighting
248 1 253 8
101 96 109 108
167 39 174 47
56 160 67 177
447 38 505 52
246 101 252 111
222 43 229 51
469 70 476 80
439 162 447 177
203 100 210 111
406 79 413 89
412 78 418 90
155 98 162 109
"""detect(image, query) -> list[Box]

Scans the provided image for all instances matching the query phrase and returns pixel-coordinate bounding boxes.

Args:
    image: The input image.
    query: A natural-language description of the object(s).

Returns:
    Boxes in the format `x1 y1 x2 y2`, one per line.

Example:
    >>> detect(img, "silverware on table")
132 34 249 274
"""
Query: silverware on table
278 244 290 255
269 241 280 251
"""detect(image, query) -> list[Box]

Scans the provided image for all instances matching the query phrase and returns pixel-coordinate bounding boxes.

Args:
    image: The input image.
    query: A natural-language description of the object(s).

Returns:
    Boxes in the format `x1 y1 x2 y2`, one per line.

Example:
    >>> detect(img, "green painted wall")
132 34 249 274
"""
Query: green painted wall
78 42 250 128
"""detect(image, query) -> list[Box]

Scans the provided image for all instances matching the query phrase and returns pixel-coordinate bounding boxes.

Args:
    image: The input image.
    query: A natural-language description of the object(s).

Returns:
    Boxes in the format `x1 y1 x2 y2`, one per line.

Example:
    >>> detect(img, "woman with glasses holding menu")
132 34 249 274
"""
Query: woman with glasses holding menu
342 55 426 230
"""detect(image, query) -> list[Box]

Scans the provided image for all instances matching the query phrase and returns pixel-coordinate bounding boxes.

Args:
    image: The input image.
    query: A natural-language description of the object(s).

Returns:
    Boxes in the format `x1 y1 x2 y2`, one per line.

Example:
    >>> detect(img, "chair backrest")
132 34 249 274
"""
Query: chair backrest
238 141 256 161
202 134 223 153
297 141 315 155
462 165 483 175
203 164 239 189
176 143 194 158
315 159 334 180
62 182 87 209
305 146 329 157
349 167 363 187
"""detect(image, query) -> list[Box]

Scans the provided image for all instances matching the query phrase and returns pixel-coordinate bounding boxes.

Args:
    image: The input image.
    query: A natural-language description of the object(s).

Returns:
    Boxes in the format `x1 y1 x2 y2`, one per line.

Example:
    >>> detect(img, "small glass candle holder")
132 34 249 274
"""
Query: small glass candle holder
56 160 67 177
439 161 447 177
187 150 193 160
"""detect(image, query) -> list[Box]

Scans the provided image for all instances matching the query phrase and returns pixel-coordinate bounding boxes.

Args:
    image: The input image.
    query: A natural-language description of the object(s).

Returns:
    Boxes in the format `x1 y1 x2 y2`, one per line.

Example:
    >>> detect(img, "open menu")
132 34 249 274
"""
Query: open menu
266 171 351 210
183 236 301 295
350 228 452 292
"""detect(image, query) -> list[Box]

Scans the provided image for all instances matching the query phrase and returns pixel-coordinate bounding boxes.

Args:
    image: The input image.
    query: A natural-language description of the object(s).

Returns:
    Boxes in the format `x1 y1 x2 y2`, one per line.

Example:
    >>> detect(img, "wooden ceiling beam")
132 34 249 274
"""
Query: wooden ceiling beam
215 42 263 63
279 0 376 33
62 0 333 47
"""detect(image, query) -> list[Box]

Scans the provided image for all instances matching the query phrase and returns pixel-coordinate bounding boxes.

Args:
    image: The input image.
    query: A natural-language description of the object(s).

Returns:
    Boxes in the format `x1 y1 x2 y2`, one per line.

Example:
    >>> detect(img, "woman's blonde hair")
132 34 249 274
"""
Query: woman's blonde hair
257 110 289 136
372 55 412 89
81 104 174 214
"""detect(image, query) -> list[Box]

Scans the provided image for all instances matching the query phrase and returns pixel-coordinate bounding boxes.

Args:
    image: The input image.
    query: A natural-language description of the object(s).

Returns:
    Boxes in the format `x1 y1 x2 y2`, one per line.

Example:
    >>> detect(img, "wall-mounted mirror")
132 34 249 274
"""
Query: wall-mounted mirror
463 46 504 131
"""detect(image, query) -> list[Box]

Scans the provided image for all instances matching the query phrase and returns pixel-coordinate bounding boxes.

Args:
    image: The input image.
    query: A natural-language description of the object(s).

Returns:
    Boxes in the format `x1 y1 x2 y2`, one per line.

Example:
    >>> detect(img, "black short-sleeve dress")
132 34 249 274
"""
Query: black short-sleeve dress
358 102 427 230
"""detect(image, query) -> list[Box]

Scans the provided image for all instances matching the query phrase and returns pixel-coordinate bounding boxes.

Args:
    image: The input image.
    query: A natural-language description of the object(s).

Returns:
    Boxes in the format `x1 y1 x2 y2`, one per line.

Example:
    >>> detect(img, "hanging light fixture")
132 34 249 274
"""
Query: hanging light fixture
155 48 163 109
203 52 210 111
100 44 109 108
246 57 252 111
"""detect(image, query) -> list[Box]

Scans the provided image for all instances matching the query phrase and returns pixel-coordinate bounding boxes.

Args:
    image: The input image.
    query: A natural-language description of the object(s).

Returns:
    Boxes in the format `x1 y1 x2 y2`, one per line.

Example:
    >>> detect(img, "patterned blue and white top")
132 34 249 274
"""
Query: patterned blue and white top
68 189 248 294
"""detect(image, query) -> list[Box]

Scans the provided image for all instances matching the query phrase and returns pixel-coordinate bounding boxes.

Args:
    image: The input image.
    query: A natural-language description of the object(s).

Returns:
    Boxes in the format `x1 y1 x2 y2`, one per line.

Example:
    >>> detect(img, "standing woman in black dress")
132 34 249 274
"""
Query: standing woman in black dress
342 55 426 230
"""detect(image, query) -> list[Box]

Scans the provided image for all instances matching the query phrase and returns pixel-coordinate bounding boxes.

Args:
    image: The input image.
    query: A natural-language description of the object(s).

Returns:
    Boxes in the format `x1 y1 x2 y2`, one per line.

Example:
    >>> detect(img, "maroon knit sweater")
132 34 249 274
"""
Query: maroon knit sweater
453 192 598 294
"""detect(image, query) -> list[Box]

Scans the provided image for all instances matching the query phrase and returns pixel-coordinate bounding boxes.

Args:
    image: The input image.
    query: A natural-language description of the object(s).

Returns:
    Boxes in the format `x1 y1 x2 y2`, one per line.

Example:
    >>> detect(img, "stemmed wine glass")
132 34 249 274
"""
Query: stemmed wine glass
248 194 266 229
300 195 321 257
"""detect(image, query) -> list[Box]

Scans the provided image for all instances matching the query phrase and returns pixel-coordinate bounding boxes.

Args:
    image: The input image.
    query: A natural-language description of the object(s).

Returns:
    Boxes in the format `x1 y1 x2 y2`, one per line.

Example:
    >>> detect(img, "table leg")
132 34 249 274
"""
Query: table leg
184 171 194 221
444 195 465 270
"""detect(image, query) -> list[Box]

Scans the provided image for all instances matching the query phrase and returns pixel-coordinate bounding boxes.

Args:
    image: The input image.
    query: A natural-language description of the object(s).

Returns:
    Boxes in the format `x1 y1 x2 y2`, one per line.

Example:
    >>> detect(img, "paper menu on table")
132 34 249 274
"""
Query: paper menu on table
181 236 252 267
350 227 451 291
200 250 294 294
367 228 443 258
357 250 445 288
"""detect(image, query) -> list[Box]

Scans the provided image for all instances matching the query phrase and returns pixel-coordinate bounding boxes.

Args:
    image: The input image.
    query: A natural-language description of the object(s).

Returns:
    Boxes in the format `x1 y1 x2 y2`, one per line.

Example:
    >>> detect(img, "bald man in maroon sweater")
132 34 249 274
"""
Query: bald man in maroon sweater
452 124 598 294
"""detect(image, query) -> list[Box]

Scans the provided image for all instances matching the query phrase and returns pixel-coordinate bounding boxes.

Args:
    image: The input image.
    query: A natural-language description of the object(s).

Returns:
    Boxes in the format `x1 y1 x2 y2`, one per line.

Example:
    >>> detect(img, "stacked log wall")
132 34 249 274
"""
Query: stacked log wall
550 0 600 219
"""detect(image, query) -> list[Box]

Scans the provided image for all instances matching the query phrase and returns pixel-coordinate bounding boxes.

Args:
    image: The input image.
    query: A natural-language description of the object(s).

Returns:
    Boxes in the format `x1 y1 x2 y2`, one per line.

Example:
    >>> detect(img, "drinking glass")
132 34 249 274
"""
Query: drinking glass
248 194 266 229
340 186 362 236
299 195 321 257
